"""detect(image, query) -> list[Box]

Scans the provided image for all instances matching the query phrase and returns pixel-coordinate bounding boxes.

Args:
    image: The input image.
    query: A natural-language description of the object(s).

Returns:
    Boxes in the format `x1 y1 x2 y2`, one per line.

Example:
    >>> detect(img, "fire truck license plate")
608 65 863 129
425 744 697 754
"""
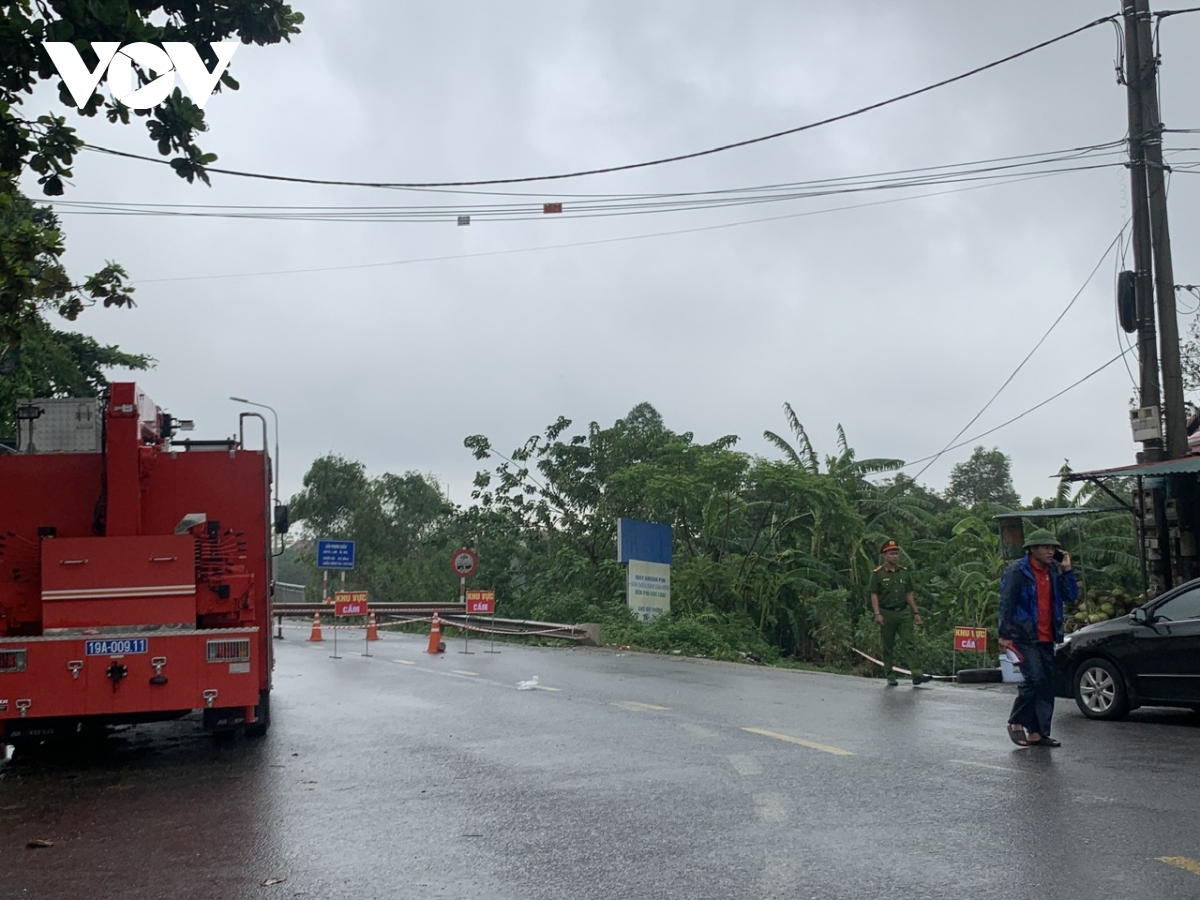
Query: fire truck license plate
85 639 148 656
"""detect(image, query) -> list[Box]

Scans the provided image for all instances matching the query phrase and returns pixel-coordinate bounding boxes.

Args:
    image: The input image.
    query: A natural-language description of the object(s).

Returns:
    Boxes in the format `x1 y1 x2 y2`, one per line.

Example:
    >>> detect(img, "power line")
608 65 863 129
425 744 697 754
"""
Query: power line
49 157 1128 225
911 226 1128 482
895 347 1135 475
65 139 1129 203
1115 227 1139 392
79 15 1119 190
124 168 1101 285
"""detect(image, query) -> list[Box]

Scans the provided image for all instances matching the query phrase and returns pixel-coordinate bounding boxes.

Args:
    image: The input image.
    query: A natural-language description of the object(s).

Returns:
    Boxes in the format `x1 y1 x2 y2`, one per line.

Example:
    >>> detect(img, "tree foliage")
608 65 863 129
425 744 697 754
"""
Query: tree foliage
0 311 152 439
0 187 138 346
284 408 1138 672
1 0 303 343
288 456 457 604
945 445 1020 510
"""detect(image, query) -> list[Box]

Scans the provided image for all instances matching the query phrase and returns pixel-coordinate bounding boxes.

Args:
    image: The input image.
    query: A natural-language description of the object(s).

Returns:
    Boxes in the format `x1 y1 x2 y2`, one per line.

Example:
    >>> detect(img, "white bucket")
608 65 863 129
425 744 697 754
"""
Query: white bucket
1000 657 1025 683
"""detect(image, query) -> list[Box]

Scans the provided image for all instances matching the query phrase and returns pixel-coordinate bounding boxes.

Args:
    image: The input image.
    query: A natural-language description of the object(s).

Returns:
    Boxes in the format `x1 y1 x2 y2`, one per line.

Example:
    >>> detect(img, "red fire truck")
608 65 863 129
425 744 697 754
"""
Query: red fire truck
0 383 278 746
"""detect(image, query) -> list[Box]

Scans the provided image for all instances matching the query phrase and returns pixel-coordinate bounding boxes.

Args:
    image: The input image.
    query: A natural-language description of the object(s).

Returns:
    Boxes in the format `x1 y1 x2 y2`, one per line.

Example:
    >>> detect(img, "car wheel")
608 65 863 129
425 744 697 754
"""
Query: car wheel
955 668 1002 684
1073 657 1129 720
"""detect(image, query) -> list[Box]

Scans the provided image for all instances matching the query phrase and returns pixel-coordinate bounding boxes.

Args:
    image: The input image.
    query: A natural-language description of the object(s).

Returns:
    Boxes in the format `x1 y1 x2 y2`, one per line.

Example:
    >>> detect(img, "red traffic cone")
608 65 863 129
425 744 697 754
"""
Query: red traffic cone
366 611 380 641
426 613 444 654
308 611 324 642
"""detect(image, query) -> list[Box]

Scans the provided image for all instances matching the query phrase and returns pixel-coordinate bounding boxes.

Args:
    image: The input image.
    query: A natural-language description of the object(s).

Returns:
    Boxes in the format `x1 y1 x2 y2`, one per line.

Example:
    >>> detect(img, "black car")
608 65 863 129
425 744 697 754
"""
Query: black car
1055 577 1200 720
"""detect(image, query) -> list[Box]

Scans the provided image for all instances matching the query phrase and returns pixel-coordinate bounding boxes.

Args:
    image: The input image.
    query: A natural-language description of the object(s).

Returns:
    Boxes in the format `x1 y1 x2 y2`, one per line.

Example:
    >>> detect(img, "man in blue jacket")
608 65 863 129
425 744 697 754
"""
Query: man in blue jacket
998 529 1078 747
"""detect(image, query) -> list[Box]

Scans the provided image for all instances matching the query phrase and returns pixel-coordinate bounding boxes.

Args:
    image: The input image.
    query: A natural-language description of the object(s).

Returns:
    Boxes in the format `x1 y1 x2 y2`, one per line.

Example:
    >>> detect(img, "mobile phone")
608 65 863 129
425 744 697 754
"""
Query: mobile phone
1052 549 1065 562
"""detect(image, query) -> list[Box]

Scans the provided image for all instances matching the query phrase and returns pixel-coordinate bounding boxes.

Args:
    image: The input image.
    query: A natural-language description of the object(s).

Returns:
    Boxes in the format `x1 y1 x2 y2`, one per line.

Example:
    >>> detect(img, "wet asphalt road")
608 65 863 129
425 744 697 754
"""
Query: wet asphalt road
3 625 1200 900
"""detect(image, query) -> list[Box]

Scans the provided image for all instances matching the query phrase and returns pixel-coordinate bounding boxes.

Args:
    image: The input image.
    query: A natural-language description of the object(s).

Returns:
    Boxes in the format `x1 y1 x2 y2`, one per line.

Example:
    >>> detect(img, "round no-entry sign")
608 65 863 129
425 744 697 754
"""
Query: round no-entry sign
451 548 478 578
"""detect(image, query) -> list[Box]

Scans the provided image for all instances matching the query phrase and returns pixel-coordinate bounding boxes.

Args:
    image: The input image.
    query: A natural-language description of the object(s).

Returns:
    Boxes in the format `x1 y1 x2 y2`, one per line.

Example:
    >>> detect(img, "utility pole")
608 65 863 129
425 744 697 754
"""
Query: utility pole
1131 0 1187 459
1122 0 1164 462
1121 0 1195 589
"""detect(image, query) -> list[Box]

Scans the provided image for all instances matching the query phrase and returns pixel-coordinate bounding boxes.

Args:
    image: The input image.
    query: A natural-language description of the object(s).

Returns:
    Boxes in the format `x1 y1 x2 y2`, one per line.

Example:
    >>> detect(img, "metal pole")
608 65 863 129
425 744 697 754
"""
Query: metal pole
1138 475 1150 595
460 611 473 655
486 610 500 653
230 396 281 551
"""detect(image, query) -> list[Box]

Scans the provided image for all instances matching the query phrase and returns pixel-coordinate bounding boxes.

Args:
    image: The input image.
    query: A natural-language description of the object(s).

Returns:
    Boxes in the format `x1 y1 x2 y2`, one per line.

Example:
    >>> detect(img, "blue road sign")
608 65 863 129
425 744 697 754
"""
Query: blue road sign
316 539 356 570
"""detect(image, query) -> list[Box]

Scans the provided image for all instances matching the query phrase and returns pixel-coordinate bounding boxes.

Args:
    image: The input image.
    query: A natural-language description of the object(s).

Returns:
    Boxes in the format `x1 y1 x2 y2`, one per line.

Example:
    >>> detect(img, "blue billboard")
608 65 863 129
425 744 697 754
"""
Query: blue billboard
617 518 672 565
316 539 356 570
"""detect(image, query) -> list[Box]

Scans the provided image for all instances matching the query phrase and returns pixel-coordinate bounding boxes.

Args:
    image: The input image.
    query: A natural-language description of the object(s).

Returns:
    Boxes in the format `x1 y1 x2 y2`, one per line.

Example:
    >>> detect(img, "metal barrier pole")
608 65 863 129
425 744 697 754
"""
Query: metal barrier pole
485 611 500 653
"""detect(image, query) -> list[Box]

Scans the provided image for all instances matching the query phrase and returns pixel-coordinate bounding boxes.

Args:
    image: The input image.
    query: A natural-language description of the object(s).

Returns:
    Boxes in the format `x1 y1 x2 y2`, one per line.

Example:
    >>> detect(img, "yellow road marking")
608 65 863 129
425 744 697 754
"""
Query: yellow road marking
393 659 415 665
1160 857 1200 876
453 670 478 676
616 701 669 711
741 727 853 756
538 685 561 691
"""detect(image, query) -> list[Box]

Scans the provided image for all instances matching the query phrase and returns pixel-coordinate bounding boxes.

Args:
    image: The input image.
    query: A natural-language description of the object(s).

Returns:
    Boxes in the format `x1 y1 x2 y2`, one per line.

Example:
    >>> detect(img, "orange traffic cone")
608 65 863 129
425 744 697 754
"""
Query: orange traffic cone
366 611 380 641
426 613 444 654
308 611 324 642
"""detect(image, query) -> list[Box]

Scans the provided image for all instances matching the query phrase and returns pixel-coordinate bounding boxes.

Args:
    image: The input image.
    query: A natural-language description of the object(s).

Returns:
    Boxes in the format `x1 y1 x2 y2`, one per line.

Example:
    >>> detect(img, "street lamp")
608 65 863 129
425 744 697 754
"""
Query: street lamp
230 396 281 549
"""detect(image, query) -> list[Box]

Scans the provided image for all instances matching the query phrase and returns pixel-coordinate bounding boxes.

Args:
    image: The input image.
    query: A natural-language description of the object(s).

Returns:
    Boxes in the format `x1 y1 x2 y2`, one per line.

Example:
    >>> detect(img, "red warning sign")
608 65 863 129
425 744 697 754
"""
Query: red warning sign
334 591 368 617
466 589 495 615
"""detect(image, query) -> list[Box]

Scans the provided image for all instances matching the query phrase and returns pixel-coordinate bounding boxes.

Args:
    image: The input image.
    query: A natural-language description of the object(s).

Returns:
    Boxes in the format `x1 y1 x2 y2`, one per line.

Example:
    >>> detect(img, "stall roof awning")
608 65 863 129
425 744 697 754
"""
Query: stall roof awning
1062 455 1200 482
993 507 1126 520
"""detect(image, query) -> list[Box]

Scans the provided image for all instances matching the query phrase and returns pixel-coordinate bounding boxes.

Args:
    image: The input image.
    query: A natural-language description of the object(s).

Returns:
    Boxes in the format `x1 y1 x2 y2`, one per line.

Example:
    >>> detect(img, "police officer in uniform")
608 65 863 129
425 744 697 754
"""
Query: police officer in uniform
869 539 932 687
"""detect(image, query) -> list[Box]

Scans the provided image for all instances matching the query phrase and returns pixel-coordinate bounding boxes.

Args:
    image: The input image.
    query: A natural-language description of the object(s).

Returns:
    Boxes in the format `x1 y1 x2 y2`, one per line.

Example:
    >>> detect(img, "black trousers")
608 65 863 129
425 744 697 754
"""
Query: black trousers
1007 641 1056 737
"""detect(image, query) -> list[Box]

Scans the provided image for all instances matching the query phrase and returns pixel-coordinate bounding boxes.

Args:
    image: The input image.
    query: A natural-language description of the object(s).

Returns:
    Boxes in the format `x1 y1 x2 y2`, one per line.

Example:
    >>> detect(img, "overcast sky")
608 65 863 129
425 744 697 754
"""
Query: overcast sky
25 1 1200 512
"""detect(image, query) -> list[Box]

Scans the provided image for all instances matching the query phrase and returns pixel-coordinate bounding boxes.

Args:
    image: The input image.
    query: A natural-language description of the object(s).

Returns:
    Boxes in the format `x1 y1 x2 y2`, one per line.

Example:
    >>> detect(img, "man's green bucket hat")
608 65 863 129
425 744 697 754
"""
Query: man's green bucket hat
1023 528 1062 549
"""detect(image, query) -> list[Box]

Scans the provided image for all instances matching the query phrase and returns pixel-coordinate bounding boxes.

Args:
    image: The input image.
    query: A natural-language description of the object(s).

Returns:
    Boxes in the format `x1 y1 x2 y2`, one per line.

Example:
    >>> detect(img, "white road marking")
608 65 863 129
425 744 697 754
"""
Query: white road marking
949 759 1032 774
752 793 787 823
615 701 669 711
756 853 796 893
727 754 764 776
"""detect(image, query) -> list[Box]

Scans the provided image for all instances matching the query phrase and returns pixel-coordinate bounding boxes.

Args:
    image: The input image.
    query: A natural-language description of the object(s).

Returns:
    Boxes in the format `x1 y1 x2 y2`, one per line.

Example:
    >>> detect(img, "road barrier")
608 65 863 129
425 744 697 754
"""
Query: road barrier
851 647 954 681
273 604 597 645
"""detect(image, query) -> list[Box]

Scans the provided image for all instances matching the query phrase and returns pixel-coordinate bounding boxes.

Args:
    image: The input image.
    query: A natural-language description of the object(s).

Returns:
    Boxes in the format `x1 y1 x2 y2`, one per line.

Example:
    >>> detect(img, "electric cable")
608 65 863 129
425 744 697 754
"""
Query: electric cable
122 168 1098 286
78 15 1119 189
48 158 1127 224
61 139 1130 204
1155 6 1200 19
1116 227 1140 392
910 226 1128 482
893 346 1136 475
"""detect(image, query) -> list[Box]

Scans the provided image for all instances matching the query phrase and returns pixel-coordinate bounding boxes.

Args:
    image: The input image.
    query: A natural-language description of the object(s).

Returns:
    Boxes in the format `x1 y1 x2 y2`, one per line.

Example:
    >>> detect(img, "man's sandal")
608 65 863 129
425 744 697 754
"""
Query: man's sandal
1007 724 1030 747
1033 736 1061 747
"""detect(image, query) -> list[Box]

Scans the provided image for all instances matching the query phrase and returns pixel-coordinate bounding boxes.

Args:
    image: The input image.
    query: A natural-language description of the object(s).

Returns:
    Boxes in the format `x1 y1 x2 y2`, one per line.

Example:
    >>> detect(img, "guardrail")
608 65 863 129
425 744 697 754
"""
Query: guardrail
271 603 597 644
